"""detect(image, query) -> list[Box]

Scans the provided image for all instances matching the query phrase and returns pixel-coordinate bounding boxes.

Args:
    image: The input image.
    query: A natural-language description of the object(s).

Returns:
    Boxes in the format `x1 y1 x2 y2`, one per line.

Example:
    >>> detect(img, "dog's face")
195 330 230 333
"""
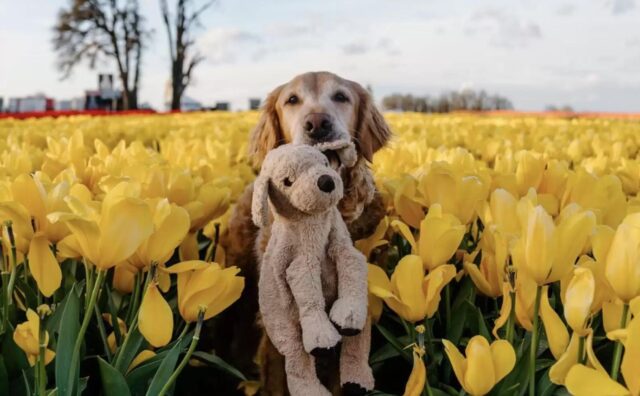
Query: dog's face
249 71 391 167
252 145 344 226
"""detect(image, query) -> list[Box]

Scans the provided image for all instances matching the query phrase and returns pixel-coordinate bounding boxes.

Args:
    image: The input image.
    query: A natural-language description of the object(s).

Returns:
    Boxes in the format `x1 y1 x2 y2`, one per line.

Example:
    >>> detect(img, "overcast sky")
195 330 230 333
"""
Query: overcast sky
1 0 639 111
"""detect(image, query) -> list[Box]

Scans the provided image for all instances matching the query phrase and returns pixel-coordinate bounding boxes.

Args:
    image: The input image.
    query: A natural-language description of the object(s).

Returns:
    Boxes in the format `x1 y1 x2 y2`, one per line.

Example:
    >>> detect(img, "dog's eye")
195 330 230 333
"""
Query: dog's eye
285 95 299 105
332 91 349 103
283 177 293 187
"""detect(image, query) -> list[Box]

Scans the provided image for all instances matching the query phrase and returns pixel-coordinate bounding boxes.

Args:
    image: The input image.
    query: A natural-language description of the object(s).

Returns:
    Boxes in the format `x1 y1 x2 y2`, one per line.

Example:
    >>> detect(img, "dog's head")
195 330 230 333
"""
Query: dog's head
252 144 345 227
248 71 391 167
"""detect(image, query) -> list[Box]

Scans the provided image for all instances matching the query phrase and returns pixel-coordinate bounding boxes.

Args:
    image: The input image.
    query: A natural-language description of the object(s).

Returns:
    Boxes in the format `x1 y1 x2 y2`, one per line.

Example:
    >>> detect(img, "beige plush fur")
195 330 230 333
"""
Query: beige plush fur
253 142 373 396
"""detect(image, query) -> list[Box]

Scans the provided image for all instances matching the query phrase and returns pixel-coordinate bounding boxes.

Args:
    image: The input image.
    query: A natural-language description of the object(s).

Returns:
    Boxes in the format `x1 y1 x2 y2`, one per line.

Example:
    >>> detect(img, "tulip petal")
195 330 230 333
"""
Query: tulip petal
403 348 426 396
464 336 496 396
442 339 468 393
127 350 156 373
28 233 62 297
423 264 456 318
490 340 516 383
98 197 153 268
549 333 580 385
179 232 200 261
621 316 640 396
493 283 512 339
565 365 630 396
138 283 173 347
564 267 595 335
464 261 497 298
391 220 418 254
163 260 212 274
391 255 427 322
540 286 569 360
145 202 190 265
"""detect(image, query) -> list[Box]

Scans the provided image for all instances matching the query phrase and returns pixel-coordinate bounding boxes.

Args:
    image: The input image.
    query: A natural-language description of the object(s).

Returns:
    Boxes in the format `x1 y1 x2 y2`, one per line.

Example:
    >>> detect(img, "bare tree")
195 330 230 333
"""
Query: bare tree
53 0 148 109
160 0 214 110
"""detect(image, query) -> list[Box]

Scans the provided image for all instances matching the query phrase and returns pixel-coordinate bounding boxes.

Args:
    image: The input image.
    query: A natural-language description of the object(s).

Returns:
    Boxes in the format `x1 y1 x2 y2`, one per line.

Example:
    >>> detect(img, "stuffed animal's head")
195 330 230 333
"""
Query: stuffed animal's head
252 144 346 227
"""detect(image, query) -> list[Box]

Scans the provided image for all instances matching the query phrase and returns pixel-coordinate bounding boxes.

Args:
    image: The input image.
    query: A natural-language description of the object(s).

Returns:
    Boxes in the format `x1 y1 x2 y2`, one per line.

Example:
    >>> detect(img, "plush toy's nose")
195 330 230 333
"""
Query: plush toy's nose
317 175 335 193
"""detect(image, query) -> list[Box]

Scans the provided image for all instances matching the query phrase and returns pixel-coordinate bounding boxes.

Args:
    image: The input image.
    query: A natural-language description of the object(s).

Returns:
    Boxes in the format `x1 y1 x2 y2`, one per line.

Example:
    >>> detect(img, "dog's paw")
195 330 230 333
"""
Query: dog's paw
342 382 368 396
330 298 366 335
301 314 341 354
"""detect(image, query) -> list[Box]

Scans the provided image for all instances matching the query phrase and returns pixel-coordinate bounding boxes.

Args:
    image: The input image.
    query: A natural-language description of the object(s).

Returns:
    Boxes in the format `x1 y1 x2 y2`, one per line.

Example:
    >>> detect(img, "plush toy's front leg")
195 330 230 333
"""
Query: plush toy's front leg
327 218 368 335
286 255 341 355
339 317 374 395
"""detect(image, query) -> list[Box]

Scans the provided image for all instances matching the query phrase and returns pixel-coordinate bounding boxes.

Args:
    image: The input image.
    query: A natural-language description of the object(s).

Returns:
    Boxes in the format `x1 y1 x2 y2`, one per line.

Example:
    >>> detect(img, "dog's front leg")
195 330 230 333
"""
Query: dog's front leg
286 255 341 356
327 211 368 335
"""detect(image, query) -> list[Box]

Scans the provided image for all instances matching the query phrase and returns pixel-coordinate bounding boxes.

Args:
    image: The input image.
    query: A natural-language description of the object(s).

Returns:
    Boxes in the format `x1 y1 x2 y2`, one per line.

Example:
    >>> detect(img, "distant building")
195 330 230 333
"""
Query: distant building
215 102 230 111
0 97 4 112
249 98 261 110
7 94 54 113
85 74 122 110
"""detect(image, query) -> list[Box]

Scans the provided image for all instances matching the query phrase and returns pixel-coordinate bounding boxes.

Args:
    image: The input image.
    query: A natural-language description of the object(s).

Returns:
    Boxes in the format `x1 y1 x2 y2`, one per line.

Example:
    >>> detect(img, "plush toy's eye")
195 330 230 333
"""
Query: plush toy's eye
283 177 293 187
286 95 299 105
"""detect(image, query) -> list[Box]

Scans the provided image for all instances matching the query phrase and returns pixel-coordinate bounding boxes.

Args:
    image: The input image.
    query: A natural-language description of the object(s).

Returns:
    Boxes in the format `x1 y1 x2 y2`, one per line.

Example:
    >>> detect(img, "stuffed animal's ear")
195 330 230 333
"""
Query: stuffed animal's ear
352 83 392 162
248 85 285 168
252 175 270 228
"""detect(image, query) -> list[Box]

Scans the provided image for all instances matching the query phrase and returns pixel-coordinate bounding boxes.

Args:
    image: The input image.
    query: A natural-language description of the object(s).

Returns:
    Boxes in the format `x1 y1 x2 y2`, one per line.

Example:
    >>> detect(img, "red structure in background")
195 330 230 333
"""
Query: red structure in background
0 109 156 120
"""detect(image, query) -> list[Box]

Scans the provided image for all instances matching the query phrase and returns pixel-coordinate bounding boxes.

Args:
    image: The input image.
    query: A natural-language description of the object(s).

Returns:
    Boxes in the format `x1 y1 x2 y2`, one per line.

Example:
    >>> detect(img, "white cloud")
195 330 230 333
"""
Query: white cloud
466 8 542 48
609 0 635 14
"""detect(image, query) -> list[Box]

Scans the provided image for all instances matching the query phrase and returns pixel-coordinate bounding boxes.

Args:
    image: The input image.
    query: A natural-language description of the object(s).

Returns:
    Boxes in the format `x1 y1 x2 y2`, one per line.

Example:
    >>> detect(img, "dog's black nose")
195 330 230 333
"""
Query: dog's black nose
303 113 332 140
317 175 335 193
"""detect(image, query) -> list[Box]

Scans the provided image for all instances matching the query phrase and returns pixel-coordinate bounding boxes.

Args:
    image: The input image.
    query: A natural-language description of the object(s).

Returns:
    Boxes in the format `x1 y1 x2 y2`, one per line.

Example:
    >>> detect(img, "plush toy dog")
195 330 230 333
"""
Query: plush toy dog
252 141 373 396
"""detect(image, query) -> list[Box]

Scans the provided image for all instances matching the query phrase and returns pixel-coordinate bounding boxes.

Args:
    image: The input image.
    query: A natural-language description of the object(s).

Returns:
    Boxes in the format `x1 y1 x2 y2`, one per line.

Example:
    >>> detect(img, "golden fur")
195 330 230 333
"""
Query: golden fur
213 72 391 396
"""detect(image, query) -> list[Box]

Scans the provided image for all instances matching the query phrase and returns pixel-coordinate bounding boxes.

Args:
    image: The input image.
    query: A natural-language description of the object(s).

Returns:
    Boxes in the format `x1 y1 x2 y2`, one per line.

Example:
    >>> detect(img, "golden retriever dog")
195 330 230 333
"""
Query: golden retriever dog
211 71 391 396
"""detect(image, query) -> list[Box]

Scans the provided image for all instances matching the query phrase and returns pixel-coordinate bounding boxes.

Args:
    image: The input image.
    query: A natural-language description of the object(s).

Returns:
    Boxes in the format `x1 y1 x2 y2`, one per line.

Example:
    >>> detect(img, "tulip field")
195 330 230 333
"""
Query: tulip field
1 111 640 396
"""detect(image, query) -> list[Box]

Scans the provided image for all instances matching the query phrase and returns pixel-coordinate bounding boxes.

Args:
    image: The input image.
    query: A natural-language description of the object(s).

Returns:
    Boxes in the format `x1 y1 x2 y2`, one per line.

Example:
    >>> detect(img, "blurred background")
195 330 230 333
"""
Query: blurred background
1 0 639 113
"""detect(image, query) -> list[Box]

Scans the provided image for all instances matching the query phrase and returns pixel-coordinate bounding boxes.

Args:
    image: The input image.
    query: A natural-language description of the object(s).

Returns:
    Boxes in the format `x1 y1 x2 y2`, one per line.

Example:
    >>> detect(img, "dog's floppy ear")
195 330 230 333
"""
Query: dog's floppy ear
252 175 270 228
352 83 392 162
248 85 285 168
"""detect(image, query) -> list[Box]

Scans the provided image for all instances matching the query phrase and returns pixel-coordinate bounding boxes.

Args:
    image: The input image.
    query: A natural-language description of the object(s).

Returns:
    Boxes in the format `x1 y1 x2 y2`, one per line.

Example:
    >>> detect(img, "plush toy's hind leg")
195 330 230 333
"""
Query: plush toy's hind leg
339 317 374 395
282 342 332 396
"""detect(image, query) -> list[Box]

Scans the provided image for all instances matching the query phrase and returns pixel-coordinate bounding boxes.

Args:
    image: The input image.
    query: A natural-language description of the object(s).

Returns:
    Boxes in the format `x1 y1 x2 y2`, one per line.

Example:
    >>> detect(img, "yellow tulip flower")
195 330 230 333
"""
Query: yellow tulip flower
138 282 174 347
129 198 190 269
368 256 456 322
605 213 640 303
564 267 596 336
355 216 389 259
27 232 62 297
385 175 425 228
464 226 508 298
127 350 156 373
516 203 595 285
403 346 426 396
48 182 154 270
442 336 516 396
515 151 546 196
478 188 519 237
13 309 55 366
164 261 244 322
392 204 466 271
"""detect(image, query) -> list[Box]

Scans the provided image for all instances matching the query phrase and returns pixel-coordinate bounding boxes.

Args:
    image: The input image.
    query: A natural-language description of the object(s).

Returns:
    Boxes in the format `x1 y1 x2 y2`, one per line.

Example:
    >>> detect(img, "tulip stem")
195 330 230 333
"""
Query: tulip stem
577 335 586 365
157 311 204 396
444 284 451 332
528 285 542 396
94 303 112 362
37 311 47 396
610 303 629 381
505 289 516 344
67 269 106 393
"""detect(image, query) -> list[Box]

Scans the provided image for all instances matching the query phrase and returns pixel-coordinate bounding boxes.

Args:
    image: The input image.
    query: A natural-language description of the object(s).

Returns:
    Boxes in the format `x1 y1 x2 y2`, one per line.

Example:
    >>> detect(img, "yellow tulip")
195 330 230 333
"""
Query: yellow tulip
517 203 595 285
494 278 568 359
605 213 640 303
442 336 515 396
368 256 456 322
478 188 519 237
464 226 508 298
13 309 55 366
138 282 174 347
392 204 465 271
403 346 426 396
129 198 190 269
386 175 424 228
564 267 595 335
48 182 154 269
565 365 630 396
164 261 244 322
355 216 389 259
515 151 545 196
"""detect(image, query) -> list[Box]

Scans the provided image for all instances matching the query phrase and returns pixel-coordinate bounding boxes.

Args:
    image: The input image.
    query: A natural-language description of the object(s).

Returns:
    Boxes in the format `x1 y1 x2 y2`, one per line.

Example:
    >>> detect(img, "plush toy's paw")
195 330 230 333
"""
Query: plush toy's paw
342 382 368 396
330 298 366 335
301 314 341 354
